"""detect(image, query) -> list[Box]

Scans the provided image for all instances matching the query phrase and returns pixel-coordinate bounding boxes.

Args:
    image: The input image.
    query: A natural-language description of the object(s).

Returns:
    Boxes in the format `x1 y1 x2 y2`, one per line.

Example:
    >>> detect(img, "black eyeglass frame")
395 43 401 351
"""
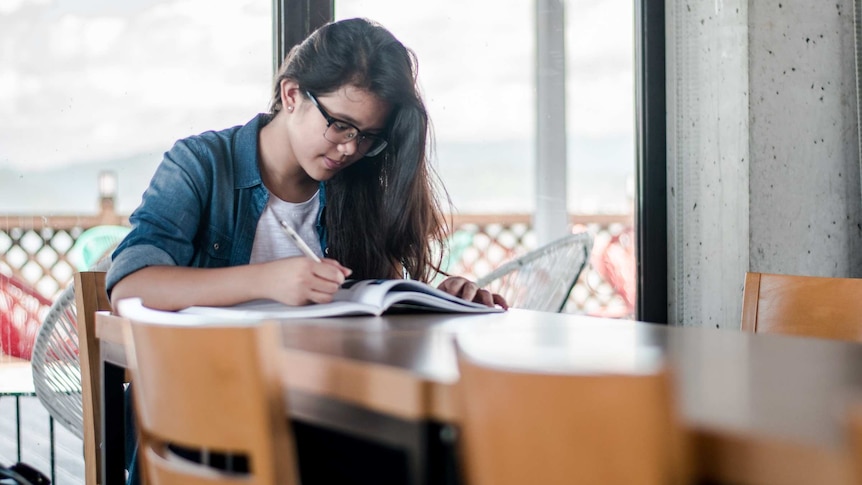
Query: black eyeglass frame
304 90 388 157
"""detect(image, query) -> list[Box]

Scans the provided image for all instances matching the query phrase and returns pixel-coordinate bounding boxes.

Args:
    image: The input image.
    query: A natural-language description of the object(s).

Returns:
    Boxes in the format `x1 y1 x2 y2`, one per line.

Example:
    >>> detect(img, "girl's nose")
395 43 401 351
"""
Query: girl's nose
337 139 357 158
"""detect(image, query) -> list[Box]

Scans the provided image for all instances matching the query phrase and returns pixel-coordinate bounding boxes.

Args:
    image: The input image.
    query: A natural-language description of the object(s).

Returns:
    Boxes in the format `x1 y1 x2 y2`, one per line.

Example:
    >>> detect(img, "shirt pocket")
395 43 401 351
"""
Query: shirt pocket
200 227 233 267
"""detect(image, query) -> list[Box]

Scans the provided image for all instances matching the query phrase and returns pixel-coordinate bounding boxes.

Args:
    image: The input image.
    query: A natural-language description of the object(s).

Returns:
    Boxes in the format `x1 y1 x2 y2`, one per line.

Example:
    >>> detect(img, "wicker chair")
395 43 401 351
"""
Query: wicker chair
477 232 593 312
0 273 55 481
31 282 82 439
67 225 129 271
0 273 52 360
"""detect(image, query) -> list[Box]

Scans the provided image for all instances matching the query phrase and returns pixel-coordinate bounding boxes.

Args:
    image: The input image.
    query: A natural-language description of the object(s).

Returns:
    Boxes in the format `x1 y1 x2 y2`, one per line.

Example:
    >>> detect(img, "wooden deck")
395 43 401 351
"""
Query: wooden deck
0 359 84 484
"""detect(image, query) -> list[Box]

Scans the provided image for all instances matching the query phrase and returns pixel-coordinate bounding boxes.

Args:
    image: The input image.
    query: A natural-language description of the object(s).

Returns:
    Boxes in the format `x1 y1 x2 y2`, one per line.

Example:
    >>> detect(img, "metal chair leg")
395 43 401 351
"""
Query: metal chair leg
15 396 21 463
49 416 55 484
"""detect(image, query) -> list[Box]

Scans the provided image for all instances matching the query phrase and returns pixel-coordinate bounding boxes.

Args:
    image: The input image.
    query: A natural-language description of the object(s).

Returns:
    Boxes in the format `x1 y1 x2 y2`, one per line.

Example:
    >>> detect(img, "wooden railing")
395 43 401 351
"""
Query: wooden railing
0 203 634 318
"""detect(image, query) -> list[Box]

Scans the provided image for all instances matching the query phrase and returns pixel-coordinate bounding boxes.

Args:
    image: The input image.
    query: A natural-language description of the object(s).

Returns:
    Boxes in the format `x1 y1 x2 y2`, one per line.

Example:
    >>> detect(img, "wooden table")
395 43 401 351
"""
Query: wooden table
96 309 861 485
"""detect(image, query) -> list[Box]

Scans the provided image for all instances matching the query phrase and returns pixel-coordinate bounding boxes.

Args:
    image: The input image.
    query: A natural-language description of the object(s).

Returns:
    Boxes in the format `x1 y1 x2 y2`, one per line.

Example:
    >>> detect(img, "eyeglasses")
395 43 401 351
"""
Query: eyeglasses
304 90 388 157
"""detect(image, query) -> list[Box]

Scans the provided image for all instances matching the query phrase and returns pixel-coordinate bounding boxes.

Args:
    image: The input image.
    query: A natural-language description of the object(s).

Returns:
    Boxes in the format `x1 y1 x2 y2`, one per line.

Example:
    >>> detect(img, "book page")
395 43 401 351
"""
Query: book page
338 279 502 313
116 298 262 325
182 298 380 319
180 279 502 320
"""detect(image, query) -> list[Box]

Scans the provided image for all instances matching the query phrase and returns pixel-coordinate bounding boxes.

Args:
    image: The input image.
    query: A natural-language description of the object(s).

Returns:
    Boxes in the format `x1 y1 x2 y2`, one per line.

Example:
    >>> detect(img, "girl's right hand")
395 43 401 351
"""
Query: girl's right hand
261 257 352 306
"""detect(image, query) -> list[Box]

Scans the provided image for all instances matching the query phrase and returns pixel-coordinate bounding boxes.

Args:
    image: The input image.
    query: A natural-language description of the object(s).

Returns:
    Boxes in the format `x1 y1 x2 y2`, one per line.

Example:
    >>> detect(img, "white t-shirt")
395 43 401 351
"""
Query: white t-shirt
250 191 323 264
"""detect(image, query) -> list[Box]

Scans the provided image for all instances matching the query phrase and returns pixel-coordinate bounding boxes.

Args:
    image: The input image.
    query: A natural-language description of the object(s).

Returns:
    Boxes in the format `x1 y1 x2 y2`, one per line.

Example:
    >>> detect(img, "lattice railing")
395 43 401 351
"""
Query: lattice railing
0 202 126 298
0 207 634 318
445 214 634 318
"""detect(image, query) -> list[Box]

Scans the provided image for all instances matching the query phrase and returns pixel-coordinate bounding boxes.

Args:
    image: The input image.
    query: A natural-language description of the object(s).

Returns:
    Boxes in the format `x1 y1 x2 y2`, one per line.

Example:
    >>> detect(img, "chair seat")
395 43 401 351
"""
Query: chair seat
0 356 35 395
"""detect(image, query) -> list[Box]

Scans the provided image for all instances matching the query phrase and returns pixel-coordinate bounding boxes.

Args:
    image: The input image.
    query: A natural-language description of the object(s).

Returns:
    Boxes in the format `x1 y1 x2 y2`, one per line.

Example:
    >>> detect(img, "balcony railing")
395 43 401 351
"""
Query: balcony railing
0 202 634 318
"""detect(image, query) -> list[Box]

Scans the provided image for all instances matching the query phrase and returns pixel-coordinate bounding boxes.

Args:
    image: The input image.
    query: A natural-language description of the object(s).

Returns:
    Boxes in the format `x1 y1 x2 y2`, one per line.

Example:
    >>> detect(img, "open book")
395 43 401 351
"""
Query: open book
180 279 504 320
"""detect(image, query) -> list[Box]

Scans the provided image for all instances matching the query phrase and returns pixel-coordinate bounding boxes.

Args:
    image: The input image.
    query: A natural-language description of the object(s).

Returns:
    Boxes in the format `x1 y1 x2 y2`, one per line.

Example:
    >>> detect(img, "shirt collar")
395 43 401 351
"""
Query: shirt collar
234 113 272 189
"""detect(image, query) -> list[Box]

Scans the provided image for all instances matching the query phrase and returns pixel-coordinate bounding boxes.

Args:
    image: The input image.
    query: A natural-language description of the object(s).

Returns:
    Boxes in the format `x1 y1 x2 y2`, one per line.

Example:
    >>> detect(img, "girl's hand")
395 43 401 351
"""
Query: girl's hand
261 257 352 305
437 276 508 309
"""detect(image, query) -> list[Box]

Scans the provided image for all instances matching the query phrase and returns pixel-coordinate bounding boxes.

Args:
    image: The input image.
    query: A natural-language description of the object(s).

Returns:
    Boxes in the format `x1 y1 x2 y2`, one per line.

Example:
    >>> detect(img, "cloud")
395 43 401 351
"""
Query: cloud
0 0 49 15
0 0 271 170
337 0 634 143
0 0 635 170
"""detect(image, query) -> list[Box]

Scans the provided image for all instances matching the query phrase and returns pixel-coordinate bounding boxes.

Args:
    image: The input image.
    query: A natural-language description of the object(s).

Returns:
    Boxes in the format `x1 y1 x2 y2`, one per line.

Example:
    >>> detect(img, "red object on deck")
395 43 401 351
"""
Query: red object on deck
591 227 636 318
0 274 52 360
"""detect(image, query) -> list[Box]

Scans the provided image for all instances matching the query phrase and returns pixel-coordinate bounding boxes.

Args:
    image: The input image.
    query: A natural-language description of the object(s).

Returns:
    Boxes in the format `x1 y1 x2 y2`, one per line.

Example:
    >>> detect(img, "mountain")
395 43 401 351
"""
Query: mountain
0 136 633 216
0 152 162 215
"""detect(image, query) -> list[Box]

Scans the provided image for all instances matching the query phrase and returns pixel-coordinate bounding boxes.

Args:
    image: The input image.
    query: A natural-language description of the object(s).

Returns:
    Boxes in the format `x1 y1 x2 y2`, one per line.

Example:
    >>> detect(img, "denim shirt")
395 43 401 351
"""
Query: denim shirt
106 113 327 296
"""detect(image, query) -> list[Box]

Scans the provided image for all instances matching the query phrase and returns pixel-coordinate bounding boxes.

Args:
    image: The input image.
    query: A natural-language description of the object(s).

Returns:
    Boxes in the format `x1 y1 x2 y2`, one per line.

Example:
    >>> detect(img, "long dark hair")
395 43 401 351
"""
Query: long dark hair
269 18 448 281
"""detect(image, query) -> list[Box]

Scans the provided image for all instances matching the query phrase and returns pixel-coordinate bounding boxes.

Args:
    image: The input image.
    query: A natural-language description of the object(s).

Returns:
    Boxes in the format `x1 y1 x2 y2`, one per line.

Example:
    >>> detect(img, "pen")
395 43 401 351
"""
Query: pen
277 219 322 263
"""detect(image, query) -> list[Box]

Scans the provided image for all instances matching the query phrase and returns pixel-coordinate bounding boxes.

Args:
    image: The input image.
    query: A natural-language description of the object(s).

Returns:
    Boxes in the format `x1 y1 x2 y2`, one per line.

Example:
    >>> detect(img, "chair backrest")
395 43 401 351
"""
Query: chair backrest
126 319 299 485
67 225 130 272
0 273 52 360
476 232 593 312
741 272 862 341
75 271 111 485
454 342 687 485
848 404 862 485
32 281 83 439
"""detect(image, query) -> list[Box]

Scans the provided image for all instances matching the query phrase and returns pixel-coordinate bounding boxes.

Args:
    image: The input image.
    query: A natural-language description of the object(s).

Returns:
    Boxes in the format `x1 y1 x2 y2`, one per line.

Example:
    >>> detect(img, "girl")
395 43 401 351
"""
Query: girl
107 18 506 310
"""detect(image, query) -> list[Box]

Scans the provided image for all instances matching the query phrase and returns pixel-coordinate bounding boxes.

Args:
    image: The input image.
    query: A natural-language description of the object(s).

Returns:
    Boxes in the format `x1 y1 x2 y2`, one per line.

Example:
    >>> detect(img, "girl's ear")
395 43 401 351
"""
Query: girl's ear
280 80 301 111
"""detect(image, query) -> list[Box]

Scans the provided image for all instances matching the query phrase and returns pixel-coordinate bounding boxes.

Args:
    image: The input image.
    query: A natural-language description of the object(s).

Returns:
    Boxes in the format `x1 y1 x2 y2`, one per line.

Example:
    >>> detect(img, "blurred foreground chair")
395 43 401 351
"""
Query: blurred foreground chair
741 272 862 341
454 338 688 485
476 232 592 312
126 318 299 485
847 404 862 484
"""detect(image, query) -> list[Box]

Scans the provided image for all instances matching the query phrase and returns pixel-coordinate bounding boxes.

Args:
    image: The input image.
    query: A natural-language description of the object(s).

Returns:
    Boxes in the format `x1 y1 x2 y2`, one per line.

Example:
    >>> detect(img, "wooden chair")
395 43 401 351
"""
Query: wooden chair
74 271 111 485
454 341 688 485
847 404 862 484
741 272 862 341
125 318 299 485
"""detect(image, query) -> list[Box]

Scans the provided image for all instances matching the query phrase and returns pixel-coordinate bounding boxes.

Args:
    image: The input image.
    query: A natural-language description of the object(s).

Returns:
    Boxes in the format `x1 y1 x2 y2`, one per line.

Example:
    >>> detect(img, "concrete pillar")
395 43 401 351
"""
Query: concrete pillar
667 0 750 328
666 0 862 328
748 1 862 278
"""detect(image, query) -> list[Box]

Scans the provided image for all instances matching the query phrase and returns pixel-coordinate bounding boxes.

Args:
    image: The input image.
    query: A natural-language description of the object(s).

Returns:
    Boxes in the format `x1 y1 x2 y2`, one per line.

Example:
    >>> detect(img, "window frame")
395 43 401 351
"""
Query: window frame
279 0 668 323
634 0 668 324
272 0 333 71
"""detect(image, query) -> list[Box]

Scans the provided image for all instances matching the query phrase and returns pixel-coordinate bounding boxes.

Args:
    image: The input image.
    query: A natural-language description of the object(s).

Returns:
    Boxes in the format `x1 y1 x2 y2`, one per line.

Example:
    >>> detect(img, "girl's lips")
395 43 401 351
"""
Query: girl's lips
322 156 343 171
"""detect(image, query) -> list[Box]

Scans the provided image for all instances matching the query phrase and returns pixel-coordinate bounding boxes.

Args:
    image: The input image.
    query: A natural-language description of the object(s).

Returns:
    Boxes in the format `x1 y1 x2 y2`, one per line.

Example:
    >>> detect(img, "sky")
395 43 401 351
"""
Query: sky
337 0 635 140
0 0 272 170
0 0 633 170
0 0 634 213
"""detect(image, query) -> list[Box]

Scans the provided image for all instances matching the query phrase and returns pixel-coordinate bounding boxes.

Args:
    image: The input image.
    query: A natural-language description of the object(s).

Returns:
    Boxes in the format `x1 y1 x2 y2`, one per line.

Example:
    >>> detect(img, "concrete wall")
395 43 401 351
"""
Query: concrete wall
666 0 862 328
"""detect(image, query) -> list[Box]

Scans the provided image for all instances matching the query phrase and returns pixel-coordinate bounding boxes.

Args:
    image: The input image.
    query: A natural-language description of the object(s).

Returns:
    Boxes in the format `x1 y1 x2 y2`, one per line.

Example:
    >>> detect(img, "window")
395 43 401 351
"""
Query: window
0 0 271 294
336 1 636 317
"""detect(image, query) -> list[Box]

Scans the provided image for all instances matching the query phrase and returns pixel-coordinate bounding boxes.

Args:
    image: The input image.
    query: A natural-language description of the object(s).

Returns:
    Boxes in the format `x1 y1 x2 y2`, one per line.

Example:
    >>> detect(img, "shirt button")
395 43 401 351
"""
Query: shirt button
213 243 220 250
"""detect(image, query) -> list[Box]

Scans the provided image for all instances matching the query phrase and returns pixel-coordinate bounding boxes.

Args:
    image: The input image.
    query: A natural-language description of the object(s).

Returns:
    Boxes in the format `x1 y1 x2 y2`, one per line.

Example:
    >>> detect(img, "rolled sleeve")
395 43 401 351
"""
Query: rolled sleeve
105 141 210 298
106 244 178 297
104 115 267 299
